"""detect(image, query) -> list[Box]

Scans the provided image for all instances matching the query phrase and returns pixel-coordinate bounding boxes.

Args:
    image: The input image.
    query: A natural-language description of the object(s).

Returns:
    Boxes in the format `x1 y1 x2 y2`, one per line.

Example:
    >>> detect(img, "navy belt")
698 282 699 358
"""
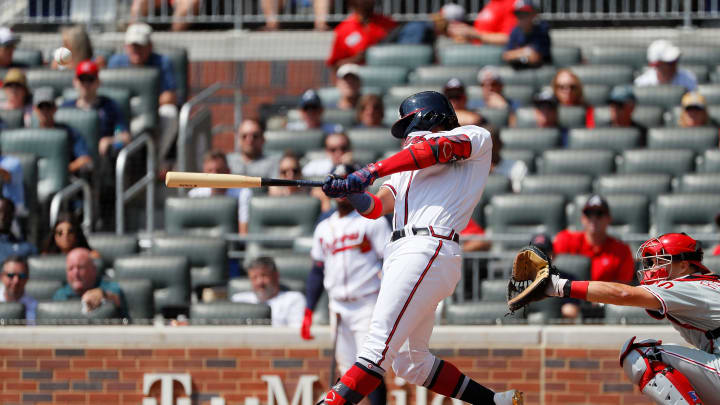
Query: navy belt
391 227 459 243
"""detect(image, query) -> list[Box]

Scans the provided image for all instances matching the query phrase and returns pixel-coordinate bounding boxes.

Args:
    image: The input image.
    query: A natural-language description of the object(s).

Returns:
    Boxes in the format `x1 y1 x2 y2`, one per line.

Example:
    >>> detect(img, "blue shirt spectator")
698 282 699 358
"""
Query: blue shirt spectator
0 156 25 215
62 96 127 139
108 51 177 93
0 256 37 324
54 123 90 161
503 1 551 68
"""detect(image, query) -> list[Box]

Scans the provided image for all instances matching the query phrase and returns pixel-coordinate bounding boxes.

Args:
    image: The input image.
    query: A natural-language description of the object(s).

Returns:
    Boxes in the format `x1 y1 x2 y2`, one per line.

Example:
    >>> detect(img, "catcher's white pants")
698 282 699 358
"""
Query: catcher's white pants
657 345 720 405
330 294 377 375
357 236 461 386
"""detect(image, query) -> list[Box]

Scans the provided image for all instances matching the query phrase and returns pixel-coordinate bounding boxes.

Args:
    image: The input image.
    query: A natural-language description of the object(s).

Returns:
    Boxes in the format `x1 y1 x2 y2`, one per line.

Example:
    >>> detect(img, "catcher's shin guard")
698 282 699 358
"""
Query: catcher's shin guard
321 359 385 405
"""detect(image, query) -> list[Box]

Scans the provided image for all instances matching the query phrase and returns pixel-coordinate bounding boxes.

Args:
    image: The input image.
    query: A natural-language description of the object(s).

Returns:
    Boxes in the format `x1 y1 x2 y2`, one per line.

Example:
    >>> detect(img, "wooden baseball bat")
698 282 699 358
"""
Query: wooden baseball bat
165 171 324 189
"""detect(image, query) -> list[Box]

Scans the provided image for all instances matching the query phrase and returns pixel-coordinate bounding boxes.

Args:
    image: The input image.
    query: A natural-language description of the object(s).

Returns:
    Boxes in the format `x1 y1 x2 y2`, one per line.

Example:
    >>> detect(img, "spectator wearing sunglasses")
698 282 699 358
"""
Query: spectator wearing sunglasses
41 213 98 257
552 69 594 128
442 78 485 126
269 152 309 197
302 131 352 178
227 118 280 179
0 197 37 265
287 89 340 135
553 195 634 283
0 256 36 323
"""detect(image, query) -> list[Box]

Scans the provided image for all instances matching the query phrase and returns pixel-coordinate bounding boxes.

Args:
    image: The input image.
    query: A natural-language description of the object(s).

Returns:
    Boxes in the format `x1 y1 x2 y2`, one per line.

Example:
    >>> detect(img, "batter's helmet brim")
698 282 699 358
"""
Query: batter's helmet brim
391 114 414 138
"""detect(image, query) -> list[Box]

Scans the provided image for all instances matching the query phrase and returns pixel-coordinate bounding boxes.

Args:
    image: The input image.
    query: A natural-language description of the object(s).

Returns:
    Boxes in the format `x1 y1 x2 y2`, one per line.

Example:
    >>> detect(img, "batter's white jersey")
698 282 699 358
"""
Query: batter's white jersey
381 125 492 233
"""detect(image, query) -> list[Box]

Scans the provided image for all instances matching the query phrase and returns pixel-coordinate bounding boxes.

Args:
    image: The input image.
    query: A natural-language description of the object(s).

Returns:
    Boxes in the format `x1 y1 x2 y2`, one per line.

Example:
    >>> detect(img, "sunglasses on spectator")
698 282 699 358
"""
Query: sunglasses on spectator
556 84 578 91
78 75 97 83
241 132 263 140
2 272 28 279
685 106 705 112
326 145 349 153
582 210 608 218
4 83 23 89
55 228 76 236
280 167 300 175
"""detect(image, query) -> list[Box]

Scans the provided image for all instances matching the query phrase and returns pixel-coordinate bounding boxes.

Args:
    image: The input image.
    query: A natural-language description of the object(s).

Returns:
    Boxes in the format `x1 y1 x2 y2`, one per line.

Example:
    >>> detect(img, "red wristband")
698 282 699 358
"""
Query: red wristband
569 281 590 300
362 193 383 219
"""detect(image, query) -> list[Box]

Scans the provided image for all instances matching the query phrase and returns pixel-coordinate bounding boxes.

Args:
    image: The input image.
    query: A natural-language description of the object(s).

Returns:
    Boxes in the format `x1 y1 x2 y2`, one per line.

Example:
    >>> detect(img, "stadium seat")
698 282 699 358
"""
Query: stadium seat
554 254 591 281
100 67 160 134
28 255 68 283
263 129 324 156
445 302 522 325
438 44 504 66
190 302 271 325
520 174 592 198
632 85 686 108
322 109 357 128
54 108 101 161
9 153 38 220
501 85 535 106
156 47 189 105
1 128 68 204
698 84 720 104
0 109 23 128
681 64 709 84
551 46 582 67
675 173 720 193
114 255 191 315
12 48 43 67
558 106 587 128
647 127 718 153
36 301 119 324
408 66 478 86
228 277 252 297
273 253 313 285
26 69 73 94
593 105 664 128
619 149 694 176
513 107 538 128
584 45 647 69
62 87 132 126
248 195 320 248
0 302 24 321
384 85 442 108
486 194 566 249
526 299 563 324
500 128 560 152
355 65 409 90
582 84 611 106
568 128 642 153
347 128 403 155
709 105 720 124
477 107 509 127
165 196 238 237
699 150 720 172
653 193 720 235
500 149 535 172
538 149 615 176
24 280 63 301
705 256 720 275
571 193 650 234
316 86 382 107
87 233 138 271
116 278 154 323
480 279 508 301
570 65 634 86
680 46 720 67
495 66 537 87
472 175 511 226
151 236 228 291
594 174 671 201
366 44 433 68
604 304 664 325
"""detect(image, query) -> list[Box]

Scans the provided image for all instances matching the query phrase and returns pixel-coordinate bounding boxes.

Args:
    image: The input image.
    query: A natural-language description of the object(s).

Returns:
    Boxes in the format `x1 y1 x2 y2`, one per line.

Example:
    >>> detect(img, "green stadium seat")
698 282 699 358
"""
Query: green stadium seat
26 69 73 94
151 236 228 291
620 149 694 176
647 127 718 153
551 46 581 67
520 174 592 198
248 195 320 248
486 194 566 249
36 301 119 324
653 193 720 235
534 66 558 87
116 278 154 323
408 66 478 86
0 109 23 128
526 299 563 324
28 255 67 283
100 67 160 134
500 149 535 172
570 65 634 86
273 253 312 285
24 280 62 301
316 86 382 107
501 85 535 106
705 256 720 275
351 149 377 165
559 106 589 128
156 47 189 104
322 109 357 128
165 197 238 237
480 279 508 301
471 174 511 226
12 48 43 67
593 105 664 128
675 173 720 193
228 277 252 297
62 86 132 127
681 64 709 84
477 107 509 127
680 46 720 66
445 302 522 325
0 302 24 322
355 65 409 90
190 302 271 325
87 233 138 270
495 66 537 87
347 128 403 155
604 304 664 325
54 108 100 161
582 84 611 106
1 128 68 204
633 85 686 108
709 105 720 124
571 193 650 234
114 255 191 314
699 150 720 172
366 44 433 68
568 128 642 153
697 84 720 104
384 85 442 108
263 129 324 156
584 46 647 69
594 174 671 201
438 44 504 66
500 128 560 152
538 149 615 176
554 254 591 281
513 107 538 128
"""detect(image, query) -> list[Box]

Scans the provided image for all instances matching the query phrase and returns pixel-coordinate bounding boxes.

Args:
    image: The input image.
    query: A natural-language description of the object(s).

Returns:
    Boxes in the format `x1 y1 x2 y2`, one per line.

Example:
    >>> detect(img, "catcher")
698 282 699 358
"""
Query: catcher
508 233 720 405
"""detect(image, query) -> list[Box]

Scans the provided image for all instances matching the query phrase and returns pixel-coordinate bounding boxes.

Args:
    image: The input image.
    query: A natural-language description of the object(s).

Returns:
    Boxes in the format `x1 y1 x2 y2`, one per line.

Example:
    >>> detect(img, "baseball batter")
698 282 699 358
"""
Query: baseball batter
543 232 720 404
320 91 523 405
302 164 392 405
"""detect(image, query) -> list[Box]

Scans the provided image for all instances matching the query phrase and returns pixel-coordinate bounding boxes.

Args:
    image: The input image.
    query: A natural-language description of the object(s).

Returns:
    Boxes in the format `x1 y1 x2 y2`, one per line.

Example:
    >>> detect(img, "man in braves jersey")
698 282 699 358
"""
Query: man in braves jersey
544 232 720 404
302 164 392 405
319 91 523 405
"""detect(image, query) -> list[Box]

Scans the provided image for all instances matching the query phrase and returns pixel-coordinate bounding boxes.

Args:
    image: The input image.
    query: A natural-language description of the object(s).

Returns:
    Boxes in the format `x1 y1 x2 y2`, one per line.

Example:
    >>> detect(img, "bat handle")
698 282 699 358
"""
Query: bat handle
260 178 325 187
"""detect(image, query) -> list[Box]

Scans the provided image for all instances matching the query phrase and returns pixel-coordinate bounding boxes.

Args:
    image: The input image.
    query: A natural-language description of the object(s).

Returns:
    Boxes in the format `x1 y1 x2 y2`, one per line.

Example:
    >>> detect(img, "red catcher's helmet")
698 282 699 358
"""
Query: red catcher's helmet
637 232 710 285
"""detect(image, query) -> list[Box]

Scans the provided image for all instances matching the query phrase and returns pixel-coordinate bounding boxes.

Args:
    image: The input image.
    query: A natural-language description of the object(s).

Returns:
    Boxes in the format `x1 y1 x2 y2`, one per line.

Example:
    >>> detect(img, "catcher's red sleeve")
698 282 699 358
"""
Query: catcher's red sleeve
375 134 472 177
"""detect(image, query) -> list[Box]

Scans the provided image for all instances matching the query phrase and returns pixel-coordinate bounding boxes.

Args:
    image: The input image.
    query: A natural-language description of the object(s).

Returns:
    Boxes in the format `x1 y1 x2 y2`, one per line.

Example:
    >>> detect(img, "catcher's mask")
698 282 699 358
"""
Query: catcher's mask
390 91 459 139
637 232 709 285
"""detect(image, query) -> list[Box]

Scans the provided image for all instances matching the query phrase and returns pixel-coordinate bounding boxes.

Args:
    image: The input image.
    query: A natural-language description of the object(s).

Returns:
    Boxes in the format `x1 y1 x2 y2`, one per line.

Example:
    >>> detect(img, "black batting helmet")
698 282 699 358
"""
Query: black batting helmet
390 91 459 139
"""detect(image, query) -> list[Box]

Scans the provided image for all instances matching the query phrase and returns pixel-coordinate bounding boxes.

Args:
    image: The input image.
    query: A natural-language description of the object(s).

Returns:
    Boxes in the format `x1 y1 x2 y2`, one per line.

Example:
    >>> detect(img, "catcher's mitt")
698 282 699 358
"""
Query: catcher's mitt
507 245 556 313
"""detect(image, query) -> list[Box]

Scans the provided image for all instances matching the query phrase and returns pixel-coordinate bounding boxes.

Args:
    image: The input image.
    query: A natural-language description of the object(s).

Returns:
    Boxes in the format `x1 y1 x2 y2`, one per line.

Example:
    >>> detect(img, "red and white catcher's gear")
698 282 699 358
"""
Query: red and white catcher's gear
620 336 704 404
637 233 710 285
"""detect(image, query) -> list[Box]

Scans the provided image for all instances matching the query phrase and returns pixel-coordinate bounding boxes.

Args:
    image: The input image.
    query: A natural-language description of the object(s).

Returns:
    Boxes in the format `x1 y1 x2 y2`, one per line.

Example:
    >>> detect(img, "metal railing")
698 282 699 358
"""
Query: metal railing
49 179 92 235
115 133 155 235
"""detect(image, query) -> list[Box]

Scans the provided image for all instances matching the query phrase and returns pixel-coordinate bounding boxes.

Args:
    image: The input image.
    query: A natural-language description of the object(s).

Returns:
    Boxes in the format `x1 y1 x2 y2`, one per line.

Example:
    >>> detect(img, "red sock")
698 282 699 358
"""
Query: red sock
324 362 383 405
426 360 494 403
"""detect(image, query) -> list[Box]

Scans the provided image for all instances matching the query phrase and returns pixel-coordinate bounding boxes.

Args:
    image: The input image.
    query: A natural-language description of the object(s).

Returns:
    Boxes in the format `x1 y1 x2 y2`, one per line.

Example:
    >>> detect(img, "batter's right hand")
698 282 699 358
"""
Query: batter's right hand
301 308 314 340
322 174 348 198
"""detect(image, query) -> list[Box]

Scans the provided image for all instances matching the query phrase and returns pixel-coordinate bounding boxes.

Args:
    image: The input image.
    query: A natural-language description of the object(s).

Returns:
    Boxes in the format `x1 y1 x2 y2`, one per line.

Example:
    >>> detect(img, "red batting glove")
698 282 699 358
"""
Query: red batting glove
300 308 314 340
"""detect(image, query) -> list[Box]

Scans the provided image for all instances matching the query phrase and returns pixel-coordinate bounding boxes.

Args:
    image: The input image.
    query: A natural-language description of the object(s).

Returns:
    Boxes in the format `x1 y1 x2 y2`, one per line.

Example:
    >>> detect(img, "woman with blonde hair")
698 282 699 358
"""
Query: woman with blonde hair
552 68 594 127
678 92 713 128
52 25 106 69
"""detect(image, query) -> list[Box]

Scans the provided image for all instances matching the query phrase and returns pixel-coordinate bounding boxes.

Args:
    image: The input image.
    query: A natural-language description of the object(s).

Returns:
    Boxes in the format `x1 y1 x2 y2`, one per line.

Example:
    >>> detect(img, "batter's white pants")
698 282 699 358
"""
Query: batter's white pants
330 294 378 375
357 236 462 386
656 344 720 405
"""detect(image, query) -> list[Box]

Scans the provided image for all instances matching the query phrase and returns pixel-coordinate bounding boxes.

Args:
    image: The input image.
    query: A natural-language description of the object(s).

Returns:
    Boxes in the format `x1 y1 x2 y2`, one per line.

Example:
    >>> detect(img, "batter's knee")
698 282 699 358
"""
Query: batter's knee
391 351 436 386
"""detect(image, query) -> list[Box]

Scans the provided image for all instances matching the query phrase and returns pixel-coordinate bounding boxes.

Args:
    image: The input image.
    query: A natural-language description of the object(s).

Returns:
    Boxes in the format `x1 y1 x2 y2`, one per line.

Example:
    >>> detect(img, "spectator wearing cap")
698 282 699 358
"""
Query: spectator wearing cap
108 23 179 170
326 0 397 69
449 0 515 45
679 92 715 128
502 0 551 69
552 69 594 127
443 78 485 126
0 27 23 69
287 89 338 134
530 88 570 144
52 25 105 70
302 131 352 178
469 66 518 126
635 39 697 92
227 118 281 179
528 233 581 319
335 64 362 110
355 94 385 128
489 126 526 192
1 69 32 120
553 195 634 283
607 86 647 143
0 256 36 323
31 87 93 176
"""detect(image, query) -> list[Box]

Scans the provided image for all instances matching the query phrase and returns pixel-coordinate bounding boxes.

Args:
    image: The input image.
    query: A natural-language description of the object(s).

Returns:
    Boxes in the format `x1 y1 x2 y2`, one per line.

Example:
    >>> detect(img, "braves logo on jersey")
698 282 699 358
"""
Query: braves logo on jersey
321 233 372 255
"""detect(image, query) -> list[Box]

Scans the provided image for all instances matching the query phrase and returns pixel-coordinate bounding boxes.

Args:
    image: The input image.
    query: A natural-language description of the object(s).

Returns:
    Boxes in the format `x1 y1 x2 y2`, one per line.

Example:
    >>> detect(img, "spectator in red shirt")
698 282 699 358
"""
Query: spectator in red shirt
553 195 635 283
447 0 515 45
460 218 491 252
326 0 397 69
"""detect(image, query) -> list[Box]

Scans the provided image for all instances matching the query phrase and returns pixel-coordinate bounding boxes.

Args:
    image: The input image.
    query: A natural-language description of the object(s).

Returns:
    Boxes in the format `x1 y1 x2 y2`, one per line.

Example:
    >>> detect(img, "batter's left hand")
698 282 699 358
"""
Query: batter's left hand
322 174 349 198
346 164 378 193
